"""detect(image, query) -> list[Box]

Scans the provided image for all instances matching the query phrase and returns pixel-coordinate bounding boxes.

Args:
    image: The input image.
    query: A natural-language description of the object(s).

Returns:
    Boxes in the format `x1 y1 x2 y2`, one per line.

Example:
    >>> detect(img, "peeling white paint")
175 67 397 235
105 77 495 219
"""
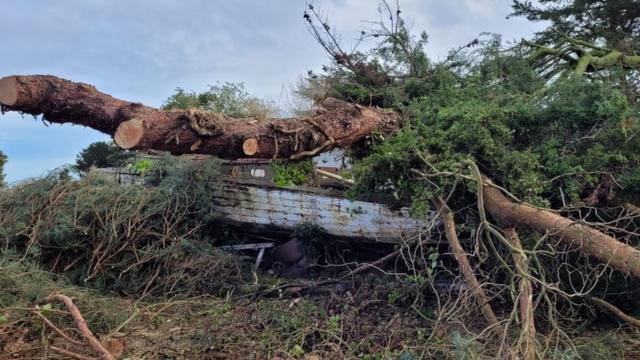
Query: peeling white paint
212 183 429 243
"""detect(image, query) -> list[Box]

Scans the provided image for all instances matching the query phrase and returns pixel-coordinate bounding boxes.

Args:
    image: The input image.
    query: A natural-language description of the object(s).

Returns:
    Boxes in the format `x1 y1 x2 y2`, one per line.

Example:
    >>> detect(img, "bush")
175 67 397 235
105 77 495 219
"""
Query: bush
73 141 134 173
0 150 6 187
0 157 248 298
163 82 279 118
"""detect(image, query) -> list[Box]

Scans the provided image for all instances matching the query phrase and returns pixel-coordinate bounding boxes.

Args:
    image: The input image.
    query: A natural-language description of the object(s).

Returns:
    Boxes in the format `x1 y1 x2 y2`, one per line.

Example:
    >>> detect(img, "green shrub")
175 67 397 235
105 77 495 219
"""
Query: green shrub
0 157 248 298
271 159 315 187
0 150 6 187
163 82 278 118
74 141 133 173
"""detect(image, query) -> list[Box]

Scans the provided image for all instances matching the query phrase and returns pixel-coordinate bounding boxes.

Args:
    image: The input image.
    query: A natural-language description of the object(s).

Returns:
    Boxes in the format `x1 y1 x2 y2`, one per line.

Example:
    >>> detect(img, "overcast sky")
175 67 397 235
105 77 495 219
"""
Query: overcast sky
0 0 544 183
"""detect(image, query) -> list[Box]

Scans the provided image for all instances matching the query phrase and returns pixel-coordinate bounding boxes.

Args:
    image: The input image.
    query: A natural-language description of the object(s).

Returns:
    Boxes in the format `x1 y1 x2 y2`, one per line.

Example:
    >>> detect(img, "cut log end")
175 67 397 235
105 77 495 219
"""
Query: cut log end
114 119 144 149
0 76 18 106
242 138 259 156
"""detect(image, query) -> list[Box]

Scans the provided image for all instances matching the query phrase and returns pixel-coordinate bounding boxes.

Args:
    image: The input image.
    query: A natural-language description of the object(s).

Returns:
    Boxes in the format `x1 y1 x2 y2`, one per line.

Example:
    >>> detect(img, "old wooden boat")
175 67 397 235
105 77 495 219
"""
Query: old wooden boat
94 157 436 244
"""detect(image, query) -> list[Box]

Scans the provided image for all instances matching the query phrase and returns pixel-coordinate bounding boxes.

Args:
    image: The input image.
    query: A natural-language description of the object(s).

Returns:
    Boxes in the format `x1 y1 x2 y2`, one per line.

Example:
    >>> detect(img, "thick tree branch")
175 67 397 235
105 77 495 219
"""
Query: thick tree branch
481 177 640 278
0 75 398 159
434 198 503 333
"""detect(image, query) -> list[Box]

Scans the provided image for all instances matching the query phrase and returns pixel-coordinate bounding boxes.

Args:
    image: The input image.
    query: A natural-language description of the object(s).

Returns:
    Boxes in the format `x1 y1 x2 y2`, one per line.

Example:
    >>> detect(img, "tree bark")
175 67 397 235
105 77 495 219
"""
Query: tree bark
38 294 114 360
482 177 640 278
0 75 398 159
504 227 536 360
591 296 640 328
434 198 503 333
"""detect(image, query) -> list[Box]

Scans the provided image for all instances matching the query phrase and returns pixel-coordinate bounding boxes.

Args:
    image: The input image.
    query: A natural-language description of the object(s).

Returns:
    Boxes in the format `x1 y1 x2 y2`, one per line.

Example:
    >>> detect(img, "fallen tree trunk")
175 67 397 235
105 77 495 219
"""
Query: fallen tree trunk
4 75 640 280
482 177 640 278
0 75 397 159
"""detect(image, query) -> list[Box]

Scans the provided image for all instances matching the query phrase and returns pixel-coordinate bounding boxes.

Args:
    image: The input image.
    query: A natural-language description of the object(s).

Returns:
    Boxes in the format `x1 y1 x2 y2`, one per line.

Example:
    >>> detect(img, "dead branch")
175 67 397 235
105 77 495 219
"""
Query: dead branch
504 227 537 360
591 296 640 328
33 310 85 346
434 198 503 333
38 294 114 360
315 168 355 185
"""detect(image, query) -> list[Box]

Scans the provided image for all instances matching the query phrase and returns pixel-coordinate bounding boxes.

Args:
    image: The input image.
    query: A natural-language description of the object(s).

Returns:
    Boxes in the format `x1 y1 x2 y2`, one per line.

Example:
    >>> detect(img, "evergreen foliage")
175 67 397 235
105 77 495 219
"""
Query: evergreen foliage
0 158 246 297
0 150 6 186
304 10 640 212
73 141 134 173
305 2 640 319
511 0 640 95
511 0 640 48
163 82 278 118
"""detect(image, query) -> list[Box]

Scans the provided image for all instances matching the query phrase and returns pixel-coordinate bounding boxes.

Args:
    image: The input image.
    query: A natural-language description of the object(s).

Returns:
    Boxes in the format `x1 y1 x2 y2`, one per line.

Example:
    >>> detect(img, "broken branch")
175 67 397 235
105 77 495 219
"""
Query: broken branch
481 177 640 278
434 198 503 333
591 296 640 328
38 294 114 360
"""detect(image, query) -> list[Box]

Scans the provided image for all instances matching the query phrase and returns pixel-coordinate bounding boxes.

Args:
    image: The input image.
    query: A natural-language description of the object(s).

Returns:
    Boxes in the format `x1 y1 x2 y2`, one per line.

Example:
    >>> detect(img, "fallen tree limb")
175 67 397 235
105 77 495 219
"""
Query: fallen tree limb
504 227 537 360
591 296 640 328
434 198 503 333
0 75 397 159
37 294 114 360
481 177 640 278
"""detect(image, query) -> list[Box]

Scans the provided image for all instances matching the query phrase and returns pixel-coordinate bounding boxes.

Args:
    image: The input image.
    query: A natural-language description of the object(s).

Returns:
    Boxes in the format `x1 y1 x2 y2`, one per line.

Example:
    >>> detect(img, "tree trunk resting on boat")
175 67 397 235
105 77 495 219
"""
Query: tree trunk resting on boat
0 75 398 159
3 74 640 279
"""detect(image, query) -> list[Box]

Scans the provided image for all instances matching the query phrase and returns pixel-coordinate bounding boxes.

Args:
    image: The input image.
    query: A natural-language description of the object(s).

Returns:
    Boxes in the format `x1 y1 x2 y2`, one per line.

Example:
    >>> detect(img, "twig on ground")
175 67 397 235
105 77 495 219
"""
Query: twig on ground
591 296 640 328
38 294 115 360
33 310 85 346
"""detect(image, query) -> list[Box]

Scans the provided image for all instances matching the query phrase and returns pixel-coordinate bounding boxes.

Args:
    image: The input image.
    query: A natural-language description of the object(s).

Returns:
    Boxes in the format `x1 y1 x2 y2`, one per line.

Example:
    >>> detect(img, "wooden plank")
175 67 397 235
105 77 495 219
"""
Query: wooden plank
92 165 436 244
211 183 431 243
218 243 275 251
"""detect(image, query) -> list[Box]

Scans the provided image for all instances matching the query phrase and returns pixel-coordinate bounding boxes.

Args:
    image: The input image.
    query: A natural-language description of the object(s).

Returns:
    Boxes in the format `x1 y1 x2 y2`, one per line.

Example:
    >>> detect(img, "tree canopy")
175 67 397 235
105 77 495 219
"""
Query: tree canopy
162 82 278 118
73 141 134 173
511 0 640 47
511 0 640 98
304 7 640 212
0 150 6 186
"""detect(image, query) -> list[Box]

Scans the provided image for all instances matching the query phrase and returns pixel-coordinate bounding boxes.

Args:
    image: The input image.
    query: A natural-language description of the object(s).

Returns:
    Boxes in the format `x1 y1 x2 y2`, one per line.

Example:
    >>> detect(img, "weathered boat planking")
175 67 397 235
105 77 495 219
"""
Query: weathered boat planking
212 182 423 243
214 160 434 244
92 158 436 244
